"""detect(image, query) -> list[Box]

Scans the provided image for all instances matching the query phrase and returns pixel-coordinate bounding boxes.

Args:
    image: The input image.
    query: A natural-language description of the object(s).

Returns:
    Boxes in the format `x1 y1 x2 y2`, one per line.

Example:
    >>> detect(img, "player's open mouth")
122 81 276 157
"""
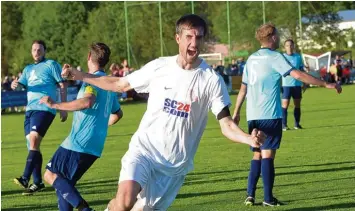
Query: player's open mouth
187 49 197 57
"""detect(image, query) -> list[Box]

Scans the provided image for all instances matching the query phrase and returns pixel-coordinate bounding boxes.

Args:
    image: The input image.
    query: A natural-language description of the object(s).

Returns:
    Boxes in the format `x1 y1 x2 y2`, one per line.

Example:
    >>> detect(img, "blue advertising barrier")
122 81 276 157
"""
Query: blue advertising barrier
1 87 79 108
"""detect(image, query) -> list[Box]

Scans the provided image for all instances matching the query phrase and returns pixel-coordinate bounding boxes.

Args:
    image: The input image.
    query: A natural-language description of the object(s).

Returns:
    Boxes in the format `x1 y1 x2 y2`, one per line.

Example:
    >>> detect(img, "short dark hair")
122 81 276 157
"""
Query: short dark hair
255 23 277 44
89 42 111 68
284 39 294 45
32 40 46 50
176 14 207 37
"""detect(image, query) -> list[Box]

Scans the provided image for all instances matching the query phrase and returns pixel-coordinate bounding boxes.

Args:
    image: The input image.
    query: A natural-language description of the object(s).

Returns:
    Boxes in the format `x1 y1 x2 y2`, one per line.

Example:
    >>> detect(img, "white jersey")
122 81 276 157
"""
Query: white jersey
125 55 231 176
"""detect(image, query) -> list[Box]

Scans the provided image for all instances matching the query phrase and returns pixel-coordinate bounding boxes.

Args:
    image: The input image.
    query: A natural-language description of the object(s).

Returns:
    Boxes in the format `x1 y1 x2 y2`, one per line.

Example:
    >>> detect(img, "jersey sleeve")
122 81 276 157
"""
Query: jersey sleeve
209 75 232 118
18 66 28 87
242 65 248 85
111 93 121 113
124 59 158 93
272 53 294 77
51 61 65 83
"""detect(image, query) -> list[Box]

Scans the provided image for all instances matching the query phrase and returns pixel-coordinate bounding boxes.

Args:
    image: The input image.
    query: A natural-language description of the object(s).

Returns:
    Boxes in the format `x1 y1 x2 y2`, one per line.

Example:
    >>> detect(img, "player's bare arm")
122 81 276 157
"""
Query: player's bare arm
108 109 123 126
39 93 96 111
57 81 68 122
232 83 247 125
61 65 131 93
290 70 342 93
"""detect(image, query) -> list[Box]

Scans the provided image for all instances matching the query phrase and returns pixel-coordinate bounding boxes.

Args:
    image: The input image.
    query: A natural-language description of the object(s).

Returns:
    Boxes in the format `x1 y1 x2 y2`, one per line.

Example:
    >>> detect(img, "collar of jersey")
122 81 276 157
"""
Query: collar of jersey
34 58 46 65
92 69 105 75
260 47 273 50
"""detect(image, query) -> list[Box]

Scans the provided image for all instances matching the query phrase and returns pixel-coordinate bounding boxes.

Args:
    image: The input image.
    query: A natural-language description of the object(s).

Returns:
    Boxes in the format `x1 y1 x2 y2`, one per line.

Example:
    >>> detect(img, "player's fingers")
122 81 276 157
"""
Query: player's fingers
251 128 258 137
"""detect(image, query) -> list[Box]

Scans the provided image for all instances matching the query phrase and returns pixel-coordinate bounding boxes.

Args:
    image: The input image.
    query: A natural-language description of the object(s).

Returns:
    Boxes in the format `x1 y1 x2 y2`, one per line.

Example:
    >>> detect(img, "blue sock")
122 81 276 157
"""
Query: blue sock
56 189 73 211
294 108 301 126
52 176 83 208
247 160 261 197
282 108 287 126
23 150 40 180
32 152 43 184
261 158 275 202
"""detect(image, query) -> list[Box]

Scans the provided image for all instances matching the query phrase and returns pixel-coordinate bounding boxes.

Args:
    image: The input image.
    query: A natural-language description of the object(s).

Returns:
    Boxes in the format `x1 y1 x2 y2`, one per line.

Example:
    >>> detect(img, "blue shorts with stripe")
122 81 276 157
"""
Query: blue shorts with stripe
24 110 55 137
248 118 282 151
46 147 98 184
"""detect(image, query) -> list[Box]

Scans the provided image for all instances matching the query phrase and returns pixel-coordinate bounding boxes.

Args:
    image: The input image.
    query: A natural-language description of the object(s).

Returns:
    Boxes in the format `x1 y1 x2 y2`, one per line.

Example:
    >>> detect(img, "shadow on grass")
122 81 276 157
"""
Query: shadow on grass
277 160 355 169
285 202 355 211
176 187 245 199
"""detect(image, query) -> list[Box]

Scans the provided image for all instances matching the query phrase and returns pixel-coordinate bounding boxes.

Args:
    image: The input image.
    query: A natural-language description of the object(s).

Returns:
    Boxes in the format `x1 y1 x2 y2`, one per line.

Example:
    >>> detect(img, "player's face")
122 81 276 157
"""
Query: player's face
176 26 204 64
31 43 45 63
284 41 294 54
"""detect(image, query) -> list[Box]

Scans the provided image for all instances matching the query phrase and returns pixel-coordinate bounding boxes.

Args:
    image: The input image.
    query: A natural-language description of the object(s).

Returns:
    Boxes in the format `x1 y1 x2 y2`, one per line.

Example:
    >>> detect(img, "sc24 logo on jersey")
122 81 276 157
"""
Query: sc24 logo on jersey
163 98 190 118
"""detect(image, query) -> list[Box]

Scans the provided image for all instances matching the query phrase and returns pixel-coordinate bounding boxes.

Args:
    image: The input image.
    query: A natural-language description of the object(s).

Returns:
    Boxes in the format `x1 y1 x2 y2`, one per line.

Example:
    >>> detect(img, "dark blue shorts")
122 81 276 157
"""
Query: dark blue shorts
46 147 98 184
248 119 282 151
24 110 56 137
282 86 302 100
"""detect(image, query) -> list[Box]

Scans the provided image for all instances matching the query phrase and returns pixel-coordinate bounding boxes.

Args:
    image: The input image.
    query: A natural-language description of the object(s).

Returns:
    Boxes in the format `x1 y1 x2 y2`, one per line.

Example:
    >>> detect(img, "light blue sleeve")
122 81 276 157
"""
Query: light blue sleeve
111 93 121 113
272 53 294 77
51 61 65 83
242 65 248 85
298 54 304 71
18 66 28 87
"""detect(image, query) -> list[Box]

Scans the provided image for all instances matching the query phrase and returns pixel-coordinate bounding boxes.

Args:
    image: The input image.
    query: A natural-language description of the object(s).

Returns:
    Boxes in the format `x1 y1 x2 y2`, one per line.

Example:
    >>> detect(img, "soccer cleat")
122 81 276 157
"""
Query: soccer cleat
263 197 283 207
244 196 255 206
282 125 290 131
22 183 45 195
294 125 303 130
13 177 29 189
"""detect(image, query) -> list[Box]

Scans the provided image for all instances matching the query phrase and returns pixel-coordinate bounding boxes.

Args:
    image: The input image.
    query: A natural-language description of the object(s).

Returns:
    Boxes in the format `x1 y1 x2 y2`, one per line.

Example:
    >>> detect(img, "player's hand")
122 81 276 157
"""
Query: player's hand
39 96 55 108
11 77 19 90
62 64 83 81
325 82 342 94
59 111 68 122
249 128 266 148
232 113 241 125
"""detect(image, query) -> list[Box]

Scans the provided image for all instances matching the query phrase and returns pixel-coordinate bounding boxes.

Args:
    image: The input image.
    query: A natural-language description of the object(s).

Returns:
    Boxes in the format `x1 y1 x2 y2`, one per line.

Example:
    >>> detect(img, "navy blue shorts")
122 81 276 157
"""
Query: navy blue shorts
24 110 55 137
46 147 98 184
282 86 302 100
248 119 282 151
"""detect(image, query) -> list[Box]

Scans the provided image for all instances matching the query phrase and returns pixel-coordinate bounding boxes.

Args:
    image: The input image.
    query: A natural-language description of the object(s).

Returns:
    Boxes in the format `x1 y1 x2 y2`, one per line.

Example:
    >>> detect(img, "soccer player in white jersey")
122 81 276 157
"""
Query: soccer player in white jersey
281 39 308 131
62 14 266 211
233 23 342 207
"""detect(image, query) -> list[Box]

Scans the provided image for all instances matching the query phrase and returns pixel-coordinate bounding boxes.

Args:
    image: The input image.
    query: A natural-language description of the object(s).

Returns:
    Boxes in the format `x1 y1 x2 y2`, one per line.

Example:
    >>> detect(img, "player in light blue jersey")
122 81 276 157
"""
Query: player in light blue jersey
39 43 123 211
11 40 68 195
282 39 308 131
233 23 342 207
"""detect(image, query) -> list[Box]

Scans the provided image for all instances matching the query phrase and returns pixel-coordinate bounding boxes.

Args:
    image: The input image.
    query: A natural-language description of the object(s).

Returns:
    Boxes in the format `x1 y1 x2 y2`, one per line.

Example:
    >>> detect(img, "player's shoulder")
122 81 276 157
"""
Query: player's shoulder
23 63 34 72
44 59 60 67
145 56 172 70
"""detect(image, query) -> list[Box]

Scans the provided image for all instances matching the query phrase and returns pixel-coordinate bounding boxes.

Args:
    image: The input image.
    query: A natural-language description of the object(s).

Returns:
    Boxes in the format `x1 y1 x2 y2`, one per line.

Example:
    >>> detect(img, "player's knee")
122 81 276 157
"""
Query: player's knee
43 170 57 185
28 132 42 150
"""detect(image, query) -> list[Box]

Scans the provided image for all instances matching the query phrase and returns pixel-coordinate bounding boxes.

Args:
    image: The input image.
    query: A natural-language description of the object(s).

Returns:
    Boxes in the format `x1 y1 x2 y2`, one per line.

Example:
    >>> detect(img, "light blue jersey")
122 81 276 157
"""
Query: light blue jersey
61 71 120 157
19 59 64 115
282 53 304 87
242 48 294 121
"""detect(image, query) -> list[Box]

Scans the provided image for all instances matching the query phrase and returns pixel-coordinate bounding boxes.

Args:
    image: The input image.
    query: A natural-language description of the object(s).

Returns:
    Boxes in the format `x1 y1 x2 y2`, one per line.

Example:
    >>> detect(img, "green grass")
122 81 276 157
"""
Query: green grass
2 86 355 211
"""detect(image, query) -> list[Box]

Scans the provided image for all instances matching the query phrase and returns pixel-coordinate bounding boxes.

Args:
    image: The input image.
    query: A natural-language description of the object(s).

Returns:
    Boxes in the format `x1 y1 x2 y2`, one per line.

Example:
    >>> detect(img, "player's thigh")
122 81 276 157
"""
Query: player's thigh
140 171 185 210
282 86 292 101
291 86 302 107
71 152 98 184
46 147 89 182
118 150 152 202
29 110 56 138
249 119 282 152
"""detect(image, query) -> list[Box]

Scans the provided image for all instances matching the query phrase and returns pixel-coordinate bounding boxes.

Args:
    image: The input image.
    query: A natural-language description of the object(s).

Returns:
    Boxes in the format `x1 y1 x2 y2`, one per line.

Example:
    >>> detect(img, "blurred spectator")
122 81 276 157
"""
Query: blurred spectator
237 57 246 76
109 63 121 77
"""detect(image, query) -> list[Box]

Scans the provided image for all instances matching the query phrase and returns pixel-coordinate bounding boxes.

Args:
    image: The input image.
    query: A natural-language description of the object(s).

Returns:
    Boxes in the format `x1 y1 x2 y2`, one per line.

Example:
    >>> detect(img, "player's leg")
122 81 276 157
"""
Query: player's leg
19 111 55 195
245 120 262 206
44 147 97 211
281 87 291 131
109 150 151 211
258 119 283 206
293 87 302 129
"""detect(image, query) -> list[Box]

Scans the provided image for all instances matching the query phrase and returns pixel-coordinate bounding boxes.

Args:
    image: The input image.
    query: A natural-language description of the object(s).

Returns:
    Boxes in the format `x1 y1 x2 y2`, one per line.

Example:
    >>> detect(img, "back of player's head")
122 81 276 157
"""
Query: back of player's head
255 23 277 44
89 42 111 68
32 40 47 51
176 14 207 37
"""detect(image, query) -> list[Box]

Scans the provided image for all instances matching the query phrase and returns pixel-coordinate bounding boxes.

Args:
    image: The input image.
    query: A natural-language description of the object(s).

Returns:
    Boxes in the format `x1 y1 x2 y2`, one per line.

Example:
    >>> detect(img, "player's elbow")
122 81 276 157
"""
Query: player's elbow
109 110 123 126
83 98 94 109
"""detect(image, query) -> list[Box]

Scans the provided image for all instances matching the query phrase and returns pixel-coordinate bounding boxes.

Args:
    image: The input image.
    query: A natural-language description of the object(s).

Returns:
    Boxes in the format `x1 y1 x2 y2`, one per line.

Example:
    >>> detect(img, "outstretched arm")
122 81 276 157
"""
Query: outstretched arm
62 66 131 93
40 93 96 111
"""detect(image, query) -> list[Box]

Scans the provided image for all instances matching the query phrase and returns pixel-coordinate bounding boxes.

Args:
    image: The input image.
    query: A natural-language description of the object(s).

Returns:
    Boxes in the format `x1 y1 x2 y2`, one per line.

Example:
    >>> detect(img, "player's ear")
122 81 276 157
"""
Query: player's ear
175 34 180 44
